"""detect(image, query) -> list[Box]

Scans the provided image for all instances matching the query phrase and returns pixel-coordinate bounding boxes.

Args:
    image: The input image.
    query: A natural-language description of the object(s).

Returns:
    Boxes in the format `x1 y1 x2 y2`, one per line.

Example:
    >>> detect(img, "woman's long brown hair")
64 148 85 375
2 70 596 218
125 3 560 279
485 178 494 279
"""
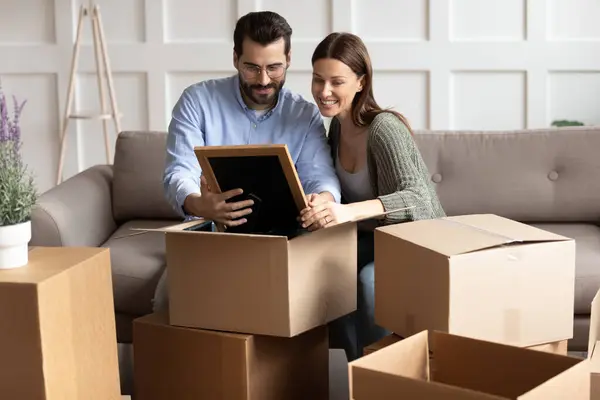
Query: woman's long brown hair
311 32 413 134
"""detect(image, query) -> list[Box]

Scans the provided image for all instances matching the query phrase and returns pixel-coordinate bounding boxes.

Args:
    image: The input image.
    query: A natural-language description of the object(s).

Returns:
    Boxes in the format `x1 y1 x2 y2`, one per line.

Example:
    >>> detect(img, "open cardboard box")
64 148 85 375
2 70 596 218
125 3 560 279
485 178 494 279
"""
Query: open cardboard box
375 214 576 347
132 143 414 337
136 213 369 337
363 333 568 357
350 330 591 399
135 208 409 337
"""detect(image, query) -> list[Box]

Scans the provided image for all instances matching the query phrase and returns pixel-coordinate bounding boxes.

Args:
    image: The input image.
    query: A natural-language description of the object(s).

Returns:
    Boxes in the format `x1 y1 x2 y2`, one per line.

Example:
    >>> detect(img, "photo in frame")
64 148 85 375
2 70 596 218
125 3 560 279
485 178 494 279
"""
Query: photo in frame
194 144 309 236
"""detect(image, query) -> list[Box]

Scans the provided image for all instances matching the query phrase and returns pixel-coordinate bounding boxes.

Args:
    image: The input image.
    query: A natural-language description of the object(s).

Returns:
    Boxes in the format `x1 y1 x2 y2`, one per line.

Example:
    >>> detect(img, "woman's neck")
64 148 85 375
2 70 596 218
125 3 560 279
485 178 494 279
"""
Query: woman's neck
337 112 366 137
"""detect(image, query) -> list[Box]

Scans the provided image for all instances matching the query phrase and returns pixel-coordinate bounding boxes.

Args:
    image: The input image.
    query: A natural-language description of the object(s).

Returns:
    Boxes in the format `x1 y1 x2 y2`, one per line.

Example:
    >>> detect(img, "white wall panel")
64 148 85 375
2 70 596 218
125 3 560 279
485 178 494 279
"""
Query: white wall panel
75 72 148 170
0 0 56 44
374 72 429 130
260 0 331 41
0 74 59 194
284 71 315 105
74 0 146 43
451 0 525 41
548 0 600 40
549 71 600 126
0 0 599 192
354 0 428 41
164 0 236 42
451 71 526 130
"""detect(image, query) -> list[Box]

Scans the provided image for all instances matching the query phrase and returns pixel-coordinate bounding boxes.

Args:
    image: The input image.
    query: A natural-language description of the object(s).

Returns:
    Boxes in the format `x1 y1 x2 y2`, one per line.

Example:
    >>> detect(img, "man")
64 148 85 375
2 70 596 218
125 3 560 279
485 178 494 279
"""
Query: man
154 12 340 308
162 11 340 227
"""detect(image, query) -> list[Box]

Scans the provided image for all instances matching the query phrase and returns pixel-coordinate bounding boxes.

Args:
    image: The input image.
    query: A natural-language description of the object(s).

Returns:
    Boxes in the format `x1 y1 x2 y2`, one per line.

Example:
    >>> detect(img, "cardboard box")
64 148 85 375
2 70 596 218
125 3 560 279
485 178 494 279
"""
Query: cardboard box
133 312 329 400
364 334 568 356
591 340 600 399
588 290 600 398
529 339 569 356
350 330 590 399
375 214 575 347
363 334 403 355
142 218 358 337
0 247 121 399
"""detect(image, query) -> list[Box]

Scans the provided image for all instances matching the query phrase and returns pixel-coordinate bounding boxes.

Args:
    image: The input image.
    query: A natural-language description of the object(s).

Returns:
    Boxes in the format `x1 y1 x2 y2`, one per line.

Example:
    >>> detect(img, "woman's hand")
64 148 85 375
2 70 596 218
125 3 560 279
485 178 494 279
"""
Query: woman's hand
299 201 355 231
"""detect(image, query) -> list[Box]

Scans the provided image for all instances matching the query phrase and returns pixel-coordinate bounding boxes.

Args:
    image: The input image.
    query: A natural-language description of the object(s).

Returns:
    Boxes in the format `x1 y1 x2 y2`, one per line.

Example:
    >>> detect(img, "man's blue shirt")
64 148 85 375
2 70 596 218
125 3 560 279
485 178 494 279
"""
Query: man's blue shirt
163 74 341 217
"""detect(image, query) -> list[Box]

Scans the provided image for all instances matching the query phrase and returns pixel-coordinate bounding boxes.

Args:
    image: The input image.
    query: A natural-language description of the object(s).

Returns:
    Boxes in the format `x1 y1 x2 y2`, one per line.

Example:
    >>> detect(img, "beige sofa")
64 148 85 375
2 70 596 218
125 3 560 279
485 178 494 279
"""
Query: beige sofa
30 127 600 353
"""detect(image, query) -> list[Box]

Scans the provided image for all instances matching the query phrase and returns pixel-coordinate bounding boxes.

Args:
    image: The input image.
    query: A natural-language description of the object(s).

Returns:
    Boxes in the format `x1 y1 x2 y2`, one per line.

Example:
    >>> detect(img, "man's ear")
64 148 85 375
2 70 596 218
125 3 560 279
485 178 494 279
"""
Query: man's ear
286 50 292 67
233 50 239 70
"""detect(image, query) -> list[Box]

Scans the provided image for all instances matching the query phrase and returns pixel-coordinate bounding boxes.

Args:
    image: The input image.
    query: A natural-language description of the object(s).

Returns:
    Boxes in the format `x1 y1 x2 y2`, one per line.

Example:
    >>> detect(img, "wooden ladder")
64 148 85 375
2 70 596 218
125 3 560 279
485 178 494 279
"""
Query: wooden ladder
56 2 122 185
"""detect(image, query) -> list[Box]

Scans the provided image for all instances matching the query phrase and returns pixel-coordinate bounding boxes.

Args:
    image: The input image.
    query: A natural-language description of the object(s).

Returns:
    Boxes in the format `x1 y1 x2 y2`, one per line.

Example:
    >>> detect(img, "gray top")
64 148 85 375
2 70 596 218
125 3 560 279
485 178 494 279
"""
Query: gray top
328 112 446 225
335 149 377 231
335 148 374 203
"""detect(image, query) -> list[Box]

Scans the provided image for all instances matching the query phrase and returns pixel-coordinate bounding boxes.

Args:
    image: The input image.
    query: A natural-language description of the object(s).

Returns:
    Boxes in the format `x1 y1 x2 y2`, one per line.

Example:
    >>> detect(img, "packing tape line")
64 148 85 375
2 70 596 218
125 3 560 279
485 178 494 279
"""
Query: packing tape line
441 217 520 244
504 308 521 344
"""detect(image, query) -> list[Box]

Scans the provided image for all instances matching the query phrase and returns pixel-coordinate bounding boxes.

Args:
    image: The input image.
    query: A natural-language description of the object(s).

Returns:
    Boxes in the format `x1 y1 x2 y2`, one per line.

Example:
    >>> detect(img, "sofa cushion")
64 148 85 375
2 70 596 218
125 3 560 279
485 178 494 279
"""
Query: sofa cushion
102 219 178 315
413 127 600 222
112 131 181 223
528 223 600 314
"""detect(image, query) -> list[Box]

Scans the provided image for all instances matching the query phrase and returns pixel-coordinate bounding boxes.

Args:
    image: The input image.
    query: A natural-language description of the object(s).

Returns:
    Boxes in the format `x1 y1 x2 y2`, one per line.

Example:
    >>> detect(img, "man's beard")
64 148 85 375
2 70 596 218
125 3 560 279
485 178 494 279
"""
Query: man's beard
239 74 285 107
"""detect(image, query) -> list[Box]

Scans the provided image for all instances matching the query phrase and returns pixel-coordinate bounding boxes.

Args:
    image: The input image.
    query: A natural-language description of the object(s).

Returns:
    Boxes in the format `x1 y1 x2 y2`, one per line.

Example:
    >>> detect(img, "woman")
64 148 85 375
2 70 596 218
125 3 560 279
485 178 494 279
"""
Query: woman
300 32 445 361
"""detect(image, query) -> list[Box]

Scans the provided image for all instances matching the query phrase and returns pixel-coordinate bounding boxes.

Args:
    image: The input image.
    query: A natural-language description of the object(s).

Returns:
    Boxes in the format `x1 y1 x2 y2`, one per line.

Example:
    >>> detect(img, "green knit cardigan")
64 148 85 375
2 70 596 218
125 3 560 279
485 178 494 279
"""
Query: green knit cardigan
327 112 446 225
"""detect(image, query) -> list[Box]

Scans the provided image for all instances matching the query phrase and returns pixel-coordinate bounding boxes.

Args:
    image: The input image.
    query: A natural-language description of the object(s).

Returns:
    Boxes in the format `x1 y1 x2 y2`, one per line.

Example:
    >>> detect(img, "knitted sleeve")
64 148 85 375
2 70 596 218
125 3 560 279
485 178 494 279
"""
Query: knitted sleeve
368 113 444 224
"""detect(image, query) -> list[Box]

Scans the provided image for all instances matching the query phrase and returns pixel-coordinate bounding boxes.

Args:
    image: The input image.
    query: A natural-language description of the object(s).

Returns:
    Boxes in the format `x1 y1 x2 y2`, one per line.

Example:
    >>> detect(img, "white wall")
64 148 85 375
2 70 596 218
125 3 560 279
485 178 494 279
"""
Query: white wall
0 0 599 194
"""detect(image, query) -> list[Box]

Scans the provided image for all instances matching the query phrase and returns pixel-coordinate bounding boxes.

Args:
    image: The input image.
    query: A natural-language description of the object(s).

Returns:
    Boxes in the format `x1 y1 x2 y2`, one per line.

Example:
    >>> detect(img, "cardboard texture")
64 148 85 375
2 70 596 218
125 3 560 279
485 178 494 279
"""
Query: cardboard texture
589 290 600 399
133 312 329 400
0 247 121 399
592 340 600 400
375 214 576 347
350 330 590 400
363 334 568 357
136 218 356 337
589 289 600 357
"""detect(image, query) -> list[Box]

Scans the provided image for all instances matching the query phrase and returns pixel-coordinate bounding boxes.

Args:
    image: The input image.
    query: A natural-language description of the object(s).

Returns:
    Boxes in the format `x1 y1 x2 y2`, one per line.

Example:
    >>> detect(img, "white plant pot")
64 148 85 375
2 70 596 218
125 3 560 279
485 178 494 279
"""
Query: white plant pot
0 221 32 269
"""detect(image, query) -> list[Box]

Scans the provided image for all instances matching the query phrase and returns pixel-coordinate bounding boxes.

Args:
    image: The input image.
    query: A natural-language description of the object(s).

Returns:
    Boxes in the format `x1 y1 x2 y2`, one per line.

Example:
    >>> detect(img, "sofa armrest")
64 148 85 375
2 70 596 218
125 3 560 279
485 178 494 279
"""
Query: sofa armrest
31 165 118 247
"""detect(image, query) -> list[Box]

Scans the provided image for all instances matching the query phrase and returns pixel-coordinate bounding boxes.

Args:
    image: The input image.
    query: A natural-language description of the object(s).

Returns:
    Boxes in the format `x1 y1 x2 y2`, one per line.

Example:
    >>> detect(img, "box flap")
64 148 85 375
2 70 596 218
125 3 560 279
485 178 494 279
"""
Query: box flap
590 342 600 400
354 206 416 223
589 289 600 357
112 220 205 239
123 207 416 239
433 331 582 399
126 219 284 239
350 330 429 380
333 206 416 230
376 214 571 257
591 341 600 370
519 358 591 400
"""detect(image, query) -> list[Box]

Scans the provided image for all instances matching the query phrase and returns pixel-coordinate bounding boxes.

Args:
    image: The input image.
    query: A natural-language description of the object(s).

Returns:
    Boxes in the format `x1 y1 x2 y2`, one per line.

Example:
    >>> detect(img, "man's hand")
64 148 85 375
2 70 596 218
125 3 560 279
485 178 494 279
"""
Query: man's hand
305 191 335 207
184 175 254 227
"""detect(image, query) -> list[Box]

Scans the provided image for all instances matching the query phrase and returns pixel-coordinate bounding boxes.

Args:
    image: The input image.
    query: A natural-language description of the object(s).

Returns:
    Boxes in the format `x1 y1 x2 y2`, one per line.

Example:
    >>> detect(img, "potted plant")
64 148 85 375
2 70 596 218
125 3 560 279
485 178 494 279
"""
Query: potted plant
0 86 37 269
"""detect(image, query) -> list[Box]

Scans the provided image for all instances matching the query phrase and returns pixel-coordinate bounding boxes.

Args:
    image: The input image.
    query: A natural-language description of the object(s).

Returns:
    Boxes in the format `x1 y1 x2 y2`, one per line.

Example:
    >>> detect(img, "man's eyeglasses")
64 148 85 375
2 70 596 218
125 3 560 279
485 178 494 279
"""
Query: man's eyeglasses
241 64 286 79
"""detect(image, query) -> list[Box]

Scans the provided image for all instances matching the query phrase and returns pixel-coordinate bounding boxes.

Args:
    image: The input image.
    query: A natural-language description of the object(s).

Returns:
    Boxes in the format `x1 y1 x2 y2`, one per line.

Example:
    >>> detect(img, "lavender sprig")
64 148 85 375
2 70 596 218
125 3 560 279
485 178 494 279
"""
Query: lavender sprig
0 90 8 142
0 85 37 226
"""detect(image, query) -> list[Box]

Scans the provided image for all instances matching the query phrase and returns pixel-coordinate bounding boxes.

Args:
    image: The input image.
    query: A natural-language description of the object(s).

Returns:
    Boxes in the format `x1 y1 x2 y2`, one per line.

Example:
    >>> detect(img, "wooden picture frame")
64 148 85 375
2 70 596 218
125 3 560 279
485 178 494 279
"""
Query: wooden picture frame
194 144 309 234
